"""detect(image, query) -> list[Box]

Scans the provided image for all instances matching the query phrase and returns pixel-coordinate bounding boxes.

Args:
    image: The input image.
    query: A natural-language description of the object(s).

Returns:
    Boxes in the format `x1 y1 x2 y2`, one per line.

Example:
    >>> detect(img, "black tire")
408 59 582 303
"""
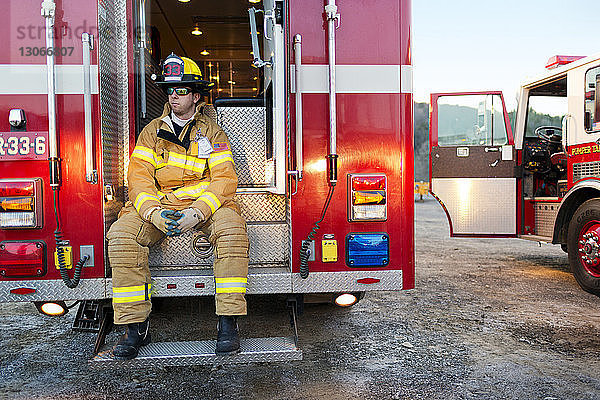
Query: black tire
567 199 600 296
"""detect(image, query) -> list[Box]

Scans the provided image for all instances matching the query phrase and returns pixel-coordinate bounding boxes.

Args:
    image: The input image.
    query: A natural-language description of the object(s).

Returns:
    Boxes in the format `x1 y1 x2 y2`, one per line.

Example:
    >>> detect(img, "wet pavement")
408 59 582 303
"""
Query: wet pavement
1 198 600 399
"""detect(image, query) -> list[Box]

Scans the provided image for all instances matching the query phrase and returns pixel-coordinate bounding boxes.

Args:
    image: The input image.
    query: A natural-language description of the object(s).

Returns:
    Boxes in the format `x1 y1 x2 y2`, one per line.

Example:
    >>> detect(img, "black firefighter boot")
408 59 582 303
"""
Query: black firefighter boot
216 316 240 355
112 319 151 360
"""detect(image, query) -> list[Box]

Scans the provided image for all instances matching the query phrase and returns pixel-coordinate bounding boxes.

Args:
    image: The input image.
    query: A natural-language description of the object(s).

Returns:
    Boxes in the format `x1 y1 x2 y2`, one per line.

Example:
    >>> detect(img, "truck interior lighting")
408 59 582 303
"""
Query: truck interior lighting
334 293 357 307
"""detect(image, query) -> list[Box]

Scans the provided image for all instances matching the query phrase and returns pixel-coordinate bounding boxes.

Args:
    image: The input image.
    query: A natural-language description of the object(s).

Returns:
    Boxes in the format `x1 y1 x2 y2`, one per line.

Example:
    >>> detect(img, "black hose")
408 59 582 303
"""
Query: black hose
299 185 335 279
53 188 87 289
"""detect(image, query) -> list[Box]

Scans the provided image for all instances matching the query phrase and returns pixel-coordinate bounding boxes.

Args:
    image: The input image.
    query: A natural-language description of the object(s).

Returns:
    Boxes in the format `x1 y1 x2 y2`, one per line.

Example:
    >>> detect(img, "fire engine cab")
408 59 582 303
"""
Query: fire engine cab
0 0 414 365
429 54 600 298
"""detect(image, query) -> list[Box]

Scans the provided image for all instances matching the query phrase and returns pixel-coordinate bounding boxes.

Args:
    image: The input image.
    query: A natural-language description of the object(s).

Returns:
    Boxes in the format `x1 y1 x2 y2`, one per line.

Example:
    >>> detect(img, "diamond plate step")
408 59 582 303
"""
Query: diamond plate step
89 337 301 368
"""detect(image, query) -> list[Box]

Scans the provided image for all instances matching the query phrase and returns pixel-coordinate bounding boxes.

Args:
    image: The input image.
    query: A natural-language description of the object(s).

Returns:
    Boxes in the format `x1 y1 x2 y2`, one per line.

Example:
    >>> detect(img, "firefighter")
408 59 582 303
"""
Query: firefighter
107 53 249 360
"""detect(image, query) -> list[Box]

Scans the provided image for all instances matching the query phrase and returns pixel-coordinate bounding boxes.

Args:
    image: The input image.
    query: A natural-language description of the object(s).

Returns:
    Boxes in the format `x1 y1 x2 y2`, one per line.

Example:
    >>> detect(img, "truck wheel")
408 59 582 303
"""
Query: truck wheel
567 199 600 296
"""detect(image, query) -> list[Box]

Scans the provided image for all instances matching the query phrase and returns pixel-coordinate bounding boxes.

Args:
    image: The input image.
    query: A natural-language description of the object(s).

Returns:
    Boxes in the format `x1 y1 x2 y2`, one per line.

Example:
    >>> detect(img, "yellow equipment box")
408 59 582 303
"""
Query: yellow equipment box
322 239 338 262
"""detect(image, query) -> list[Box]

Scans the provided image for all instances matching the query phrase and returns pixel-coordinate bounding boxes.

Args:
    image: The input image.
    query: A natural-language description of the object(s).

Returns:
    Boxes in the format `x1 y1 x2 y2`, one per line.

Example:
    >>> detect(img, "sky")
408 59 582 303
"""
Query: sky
412 0 599 111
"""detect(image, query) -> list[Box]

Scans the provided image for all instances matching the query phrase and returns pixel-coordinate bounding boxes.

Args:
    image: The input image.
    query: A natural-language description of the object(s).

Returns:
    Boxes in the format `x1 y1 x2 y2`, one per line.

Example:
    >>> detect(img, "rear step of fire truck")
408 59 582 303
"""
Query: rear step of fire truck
89 298 301 368
92 337 300 367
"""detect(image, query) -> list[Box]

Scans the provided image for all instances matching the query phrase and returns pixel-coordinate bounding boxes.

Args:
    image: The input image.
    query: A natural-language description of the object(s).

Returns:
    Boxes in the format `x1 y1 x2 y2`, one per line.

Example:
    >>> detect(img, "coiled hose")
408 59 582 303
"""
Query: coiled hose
299 185 335 279
53 188 88 289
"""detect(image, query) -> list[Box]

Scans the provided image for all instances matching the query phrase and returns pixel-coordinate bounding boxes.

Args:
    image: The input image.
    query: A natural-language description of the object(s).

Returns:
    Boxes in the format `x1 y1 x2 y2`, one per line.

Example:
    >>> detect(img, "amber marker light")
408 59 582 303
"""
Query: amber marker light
0 197 34 211
200 50 209 56
191 27 202 36
353 191 385 205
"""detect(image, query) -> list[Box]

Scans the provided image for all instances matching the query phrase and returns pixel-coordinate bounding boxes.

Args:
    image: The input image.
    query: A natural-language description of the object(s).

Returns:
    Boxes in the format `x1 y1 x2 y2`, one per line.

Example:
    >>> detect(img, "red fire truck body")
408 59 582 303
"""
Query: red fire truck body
0 0 413 360
429 54 600 297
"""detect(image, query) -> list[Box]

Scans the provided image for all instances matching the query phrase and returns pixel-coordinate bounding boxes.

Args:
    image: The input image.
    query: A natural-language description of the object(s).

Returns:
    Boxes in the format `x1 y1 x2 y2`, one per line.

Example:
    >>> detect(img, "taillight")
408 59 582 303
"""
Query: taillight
0 241 46 278
0 181 34 197
351 175 386 191
348 174 387 221
0 179 43 229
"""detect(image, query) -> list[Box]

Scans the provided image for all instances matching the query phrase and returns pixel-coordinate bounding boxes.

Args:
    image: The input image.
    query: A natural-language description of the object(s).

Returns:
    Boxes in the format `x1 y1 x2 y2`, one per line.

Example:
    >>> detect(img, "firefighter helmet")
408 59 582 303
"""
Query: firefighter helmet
154 53 214 93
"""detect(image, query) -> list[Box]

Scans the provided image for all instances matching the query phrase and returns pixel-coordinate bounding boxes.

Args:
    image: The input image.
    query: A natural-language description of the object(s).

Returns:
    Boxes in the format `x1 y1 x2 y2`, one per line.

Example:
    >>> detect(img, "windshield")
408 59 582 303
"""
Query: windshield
524 96 567 138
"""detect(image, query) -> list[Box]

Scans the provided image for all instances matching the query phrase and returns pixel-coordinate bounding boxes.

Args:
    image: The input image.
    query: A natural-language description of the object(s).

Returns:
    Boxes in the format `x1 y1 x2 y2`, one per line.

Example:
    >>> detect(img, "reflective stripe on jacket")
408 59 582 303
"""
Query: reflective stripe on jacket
127 102 238 220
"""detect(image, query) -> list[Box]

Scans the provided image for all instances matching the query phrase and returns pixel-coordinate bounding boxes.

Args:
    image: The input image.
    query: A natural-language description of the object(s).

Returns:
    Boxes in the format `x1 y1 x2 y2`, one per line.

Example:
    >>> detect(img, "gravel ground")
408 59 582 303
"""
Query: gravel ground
1 198 600 399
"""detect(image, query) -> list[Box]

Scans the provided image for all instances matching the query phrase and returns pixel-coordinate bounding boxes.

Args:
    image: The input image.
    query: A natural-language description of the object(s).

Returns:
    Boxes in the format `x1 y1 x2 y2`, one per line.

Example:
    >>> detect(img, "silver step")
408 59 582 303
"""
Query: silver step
89 337 301 368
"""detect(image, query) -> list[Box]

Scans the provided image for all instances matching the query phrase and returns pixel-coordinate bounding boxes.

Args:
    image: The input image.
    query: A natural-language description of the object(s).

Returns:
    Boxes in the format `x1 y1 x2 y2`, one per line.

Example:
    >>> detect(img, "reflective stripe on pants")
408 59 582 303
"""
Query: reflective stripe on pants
112 283 152 304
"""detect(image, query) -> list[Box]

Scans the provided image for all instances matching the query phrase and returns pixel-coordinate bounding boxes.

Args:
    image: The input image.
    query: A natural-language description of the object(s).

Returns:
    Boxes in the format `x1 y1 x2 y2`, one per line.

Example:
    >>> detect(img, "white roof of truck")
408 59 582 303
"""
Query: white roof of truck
521 53 600 88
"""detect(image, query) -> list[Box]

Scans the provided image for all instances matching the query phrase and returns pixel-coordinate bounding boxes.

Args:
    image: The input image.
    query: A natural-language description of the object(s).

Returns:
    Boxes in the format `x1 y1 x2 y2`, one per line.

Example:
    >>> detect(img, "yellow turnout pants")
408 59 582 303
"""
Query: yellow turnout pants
107 205 249 325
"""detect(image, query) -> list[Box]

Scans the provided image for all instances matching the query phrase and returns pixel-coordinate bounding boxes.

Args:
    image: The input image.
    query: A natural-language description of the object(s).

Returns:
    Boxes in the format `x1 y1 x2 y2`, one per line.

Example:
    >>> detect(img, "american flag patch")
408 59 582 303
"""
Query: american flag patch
213 142 230 152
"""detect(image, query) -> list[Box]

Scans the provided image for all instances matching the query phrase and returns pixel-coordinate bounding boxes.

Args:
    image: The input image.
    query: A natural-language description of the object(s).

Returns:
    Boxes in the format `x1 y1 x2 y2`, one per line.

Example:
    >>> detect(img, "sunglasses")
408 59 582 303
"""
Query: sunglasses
167 87 192 95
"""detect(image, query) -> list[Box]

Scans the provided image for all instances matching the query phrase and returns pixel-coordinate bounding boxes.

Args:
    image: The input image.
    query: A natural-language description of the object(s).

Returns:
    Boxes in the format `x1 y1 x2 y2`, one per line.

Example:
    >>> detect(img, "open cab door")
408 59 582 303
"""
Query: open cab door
429 92 517 237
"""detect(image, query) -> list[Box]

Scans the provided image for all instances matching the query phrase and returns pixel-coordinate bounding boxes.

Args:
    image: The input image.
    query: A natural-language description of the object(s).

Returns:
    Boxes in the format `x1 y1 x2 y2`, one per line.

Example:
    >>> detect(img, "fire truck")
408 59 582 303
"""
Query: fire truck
0 0 414 365
429 54 600 298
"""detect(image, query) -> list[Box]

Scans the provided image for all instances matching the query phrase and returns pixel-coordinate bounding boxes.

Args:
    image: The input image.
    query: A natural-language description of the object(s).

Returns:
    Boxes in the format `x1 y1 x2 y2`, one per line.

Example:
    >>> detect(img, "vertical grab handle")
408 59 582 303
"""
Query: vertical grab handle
138 0 147 118
248 7 272 68
294 34 303 180
42 0 61 187
82 33 97 184
325 0 340 186
562 114 571 156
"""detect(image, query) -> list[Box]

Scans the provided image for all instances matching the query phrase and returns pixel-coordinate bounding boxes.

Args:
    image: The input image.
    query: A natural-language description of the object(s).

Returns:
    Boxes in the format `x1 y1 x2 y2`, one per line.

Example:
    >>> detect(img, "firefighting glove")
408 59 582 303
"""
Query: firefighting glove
150 208 182 236
174 208 205 235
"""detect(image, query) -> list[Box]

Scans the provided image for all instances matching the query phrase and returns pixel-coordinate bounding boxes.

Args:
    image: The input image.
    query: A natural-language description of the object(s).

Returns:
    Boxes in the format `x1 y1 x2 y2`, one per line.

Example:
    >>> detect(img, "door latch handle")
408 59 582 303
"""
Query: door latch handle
489 159 499 167
485 147 500 152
